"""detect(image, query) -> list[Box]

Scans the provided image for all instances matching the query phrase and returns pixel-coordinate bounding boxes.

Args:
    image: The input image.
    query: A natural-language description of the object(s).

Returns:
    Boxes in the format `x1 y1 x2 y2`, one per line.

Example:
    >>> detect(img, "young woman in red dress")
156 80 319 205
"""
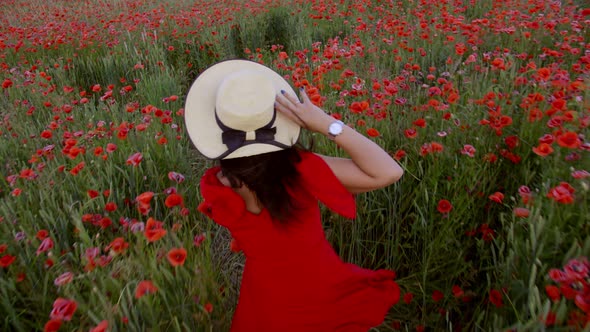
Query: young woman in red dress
185 60 404 331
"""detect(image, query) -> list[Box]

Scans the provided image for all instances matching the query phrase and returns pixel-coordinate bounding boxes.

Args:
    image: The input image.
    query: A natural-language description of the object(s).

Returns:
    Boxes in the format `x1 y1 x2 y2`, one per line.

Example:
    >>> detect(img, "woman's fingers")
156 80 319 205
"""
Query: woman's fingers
281 90 301 106
275 88 319 130
275 99 305 127
299 88 312 105
275 92 297 113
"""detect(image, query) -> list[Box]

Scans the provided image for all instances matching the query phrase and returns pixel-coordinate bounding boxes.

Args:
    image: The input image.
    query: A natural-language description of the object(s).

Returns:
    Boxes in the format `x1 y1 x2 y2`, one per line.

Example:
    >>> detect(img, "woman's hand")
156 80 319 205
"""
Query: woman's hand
275 88 334 135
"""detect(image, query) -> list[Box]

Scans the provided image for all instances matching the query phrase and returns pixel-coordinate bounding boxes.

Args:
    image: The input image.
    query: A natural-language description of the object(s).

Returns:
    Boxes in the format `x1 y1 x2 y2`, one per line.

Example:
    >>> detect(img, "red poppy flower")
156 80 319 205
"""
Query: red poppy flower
165 193 184 208
488 192 504 204
452 285 464 298
432 290 444 302
135 280 158 299
2 78 13 89
404 128 417 139
54 272 74 287
45 258 55 269
491 58 506 70
532 143 554 157
547 182 575 204
0 244 7 254
98 217 112 229
565 258 589 279
513 207 530 218
403 292 414 304
117 128 129 140
393 149 406 161
106 237 129 254
455 43 466 55
560 283 577 300
366 128 380 137
204 302 214 313
104 202 117 212
551 98 566 110
504 135 519 150
194 233 206 247
571 170 590 179
556 131 581 149
394 97 406 105
575 293 590 313
437 199 453 214
106 143 117 153
432 142 444 152
36 237 54 256
136 192 154 215
489 289 503 307
447 92 460 104
69 162 85 176
36 229 49 240
461 144 476 157
168 171 185 183
349 101 369 114
126 152 143 166
536 67 551 81
87 190 99 199
40 130 53 139
167 248 187 267
543 311 556 327
89 320 108 332
43 319 62 332
0 254 16 268
136 192 154 205
420 142 444 156
50 298 77 321
545 285 560 302
144 218 167 242
413 118 426 128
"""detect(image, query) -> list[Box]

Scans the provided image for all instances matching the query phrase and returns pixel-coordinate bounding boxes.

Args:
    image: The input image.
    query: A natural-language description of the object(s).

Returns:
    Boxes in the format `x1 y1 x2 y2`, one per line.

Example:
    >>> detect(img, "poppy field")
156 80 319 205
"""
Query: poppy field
0 0 589 330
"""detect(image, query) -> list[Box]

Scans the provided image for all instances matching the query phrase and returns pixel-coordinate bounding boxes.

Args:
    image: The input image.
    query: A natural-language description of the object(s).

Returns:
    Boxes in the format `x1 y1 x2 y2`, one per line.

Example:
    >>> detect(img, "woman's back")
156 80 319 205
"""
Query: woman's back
199 150 399 331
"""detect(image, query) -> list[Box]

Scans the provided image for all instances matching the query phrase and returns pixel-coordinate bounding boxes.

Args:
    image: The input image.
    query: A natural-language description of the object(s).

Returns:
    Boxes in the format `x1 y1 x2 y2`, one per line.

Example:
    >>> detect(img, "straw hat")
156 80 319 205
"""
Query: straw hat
184 59 301 160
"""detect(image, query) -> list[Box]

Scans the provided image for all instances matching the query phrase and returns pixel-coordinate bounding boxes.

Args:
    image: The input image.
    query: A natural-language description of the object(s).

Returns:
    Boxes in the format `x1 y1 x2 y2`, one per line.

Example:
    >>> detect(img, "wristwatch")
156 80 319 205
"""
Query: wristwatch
327 120 345 140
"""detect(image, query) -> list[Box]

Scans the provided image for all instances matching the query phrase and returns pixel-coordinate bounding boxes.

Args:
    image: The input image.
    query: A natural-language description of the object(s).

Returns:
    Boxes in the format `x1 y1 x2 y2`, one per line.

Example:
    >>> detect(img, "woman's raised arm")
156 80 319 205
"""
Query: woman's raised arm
275 89 403 193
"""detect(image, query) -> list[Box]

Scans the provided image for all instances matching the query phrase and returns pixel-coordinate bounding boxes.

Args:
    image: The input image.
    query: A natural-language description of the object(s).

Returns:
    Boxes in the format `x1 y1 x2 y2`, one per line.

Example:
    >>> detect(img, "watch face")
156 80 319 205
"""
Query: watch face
329 122 343 135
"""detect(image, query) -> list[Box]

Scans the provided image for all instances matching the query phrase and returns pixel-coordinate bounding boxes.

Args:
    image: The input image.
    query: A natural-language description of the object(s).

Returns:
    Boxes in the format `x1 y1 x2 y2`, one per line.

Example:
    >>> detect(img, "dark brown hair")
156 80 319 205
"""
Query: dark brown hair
218 146 304 222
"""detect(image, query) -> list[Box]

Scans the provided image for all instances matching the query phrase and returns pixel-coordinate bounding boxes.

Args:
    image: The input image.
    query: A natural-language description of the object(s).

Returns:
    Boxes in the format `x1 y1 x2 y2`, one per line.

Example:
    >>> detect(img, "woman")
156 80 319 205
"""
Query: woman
185 60 404 331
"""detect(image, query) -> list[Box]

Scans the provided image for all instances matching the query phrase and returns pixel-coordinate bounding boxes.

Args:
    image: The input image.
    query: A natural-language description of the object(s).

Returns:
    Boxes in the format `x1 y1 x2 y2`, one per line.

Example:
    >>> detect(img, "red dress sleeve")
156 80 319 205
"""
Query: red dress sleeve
294 150 356 219
198 166 246 228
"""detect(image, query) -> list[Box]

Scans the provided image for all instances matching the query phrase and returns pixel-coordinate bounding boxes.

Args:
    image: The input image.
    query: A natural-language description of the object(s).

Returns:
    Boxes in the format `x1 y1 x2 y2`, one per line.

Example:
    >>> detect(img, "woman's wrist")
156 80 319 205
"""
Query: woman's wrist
313 114 342 136
322 117 338 137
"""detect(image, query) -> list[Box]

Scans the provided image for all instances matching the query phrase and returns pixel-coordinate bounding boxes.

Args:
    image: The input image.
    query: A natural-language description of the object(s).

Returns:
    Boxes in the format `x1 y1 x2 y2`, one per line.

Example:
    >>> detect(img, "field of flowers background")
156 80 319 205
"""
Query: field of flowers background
0 0 589 331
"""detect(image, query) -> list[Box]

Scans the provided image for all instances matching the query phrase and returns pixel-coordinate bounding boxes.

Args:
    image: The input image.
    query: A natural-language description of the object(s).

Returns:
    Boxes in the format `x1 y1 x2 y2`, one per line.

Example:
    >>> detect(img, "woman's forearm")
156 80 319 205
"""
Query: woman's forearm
334 123 404 183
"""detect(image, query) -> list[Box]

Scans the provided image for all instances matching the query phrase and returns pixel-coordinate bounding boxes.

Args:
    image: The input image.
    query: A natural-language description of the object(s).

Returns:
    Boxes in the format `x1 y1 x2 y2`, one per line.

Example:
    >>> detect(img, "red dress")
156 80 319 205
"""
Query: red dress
199 150 400 331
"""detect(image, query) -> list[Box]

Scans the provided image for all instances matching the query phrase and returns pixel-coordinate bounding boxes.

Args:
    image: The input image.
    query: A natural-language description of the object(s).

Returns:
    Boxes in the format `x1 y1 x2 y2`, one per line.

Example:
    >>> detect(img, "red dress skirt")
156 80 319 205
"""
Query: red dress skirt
199 150 400 331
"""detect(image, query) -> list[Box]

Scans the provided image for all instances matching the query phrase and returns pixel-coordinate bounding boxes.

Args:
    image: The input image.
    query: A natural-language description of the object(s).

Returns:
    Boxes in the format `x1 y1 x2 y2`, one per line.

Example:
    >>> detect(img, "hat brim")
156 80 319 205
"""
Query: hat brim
184 59 301 160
